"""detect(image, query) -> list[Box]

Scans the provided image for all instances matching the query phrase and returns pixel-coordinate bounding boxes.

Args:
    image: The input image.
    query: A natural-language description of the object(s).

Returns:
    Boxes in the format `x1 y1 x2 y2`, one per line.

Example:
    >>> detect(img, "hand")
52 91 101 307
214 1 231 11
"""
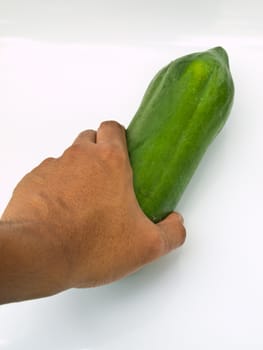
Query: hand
1 121 186 290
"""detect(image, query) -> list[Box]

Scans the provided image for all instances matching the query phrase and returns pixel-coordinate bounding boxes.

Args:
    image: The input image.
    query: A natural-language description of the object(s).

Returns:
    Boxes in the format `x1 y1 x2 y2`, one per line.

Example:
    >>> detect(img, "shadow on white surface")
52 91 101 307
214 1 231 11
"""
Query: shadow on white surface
1 252 185 349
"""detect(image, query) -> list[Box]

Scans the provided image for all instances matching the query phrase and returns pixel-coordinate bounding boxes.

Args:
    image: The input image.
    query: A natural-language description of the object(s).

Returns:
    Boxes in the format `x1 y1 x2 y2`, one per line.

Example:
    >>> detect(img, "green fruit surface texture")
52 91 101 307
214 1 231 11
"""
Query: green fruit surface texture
126 47 234 222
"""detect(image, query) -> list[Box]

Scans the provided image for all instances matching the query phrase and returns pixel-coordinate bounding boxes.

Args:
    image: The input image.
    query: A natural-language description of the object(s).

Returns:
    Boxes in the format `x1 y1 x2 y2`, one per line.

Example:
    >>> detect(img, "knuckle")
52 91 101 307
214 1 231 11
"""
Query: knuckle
77 129 95 138
34 157 56 174
62 144 86 159
99 120 122 129
40 157 56 166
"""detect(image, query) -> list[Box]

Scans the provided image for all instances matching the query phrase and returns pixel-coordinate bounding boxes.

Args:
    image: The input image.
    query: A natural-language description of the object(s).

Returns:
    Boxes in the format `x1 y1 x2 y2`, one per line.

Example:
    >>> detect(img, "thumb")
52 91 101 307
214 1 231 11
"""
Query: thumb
156 212 186 256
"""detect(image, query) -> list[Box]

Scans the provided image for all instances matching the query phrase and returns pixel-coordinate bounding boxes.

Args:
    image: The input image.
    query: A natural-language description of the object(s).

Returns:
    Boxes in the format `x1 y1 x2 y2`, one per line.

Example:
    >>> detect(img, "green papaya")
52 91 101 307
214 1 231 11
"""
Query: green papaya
126 47 234 222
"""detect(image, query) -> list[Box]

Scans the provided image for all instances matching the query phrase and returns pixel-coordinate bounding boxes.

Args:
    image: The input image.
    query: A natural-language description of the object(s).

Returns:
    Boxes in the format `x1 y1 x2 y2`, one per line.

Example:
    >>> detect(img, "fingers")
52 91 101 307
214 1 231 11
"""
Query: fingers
137 212 186 267
72 121 127 152
156 212 186 255
72 130 96 145
96 120 128 152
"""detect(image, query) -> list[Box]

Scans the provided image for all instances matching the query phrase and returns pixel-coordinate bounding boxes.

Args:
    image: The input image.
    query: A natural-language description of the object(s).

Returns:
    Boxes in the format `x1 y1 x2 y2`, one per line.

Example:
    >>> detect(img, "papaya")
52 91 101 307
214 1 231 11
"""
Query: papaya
126 47 234 222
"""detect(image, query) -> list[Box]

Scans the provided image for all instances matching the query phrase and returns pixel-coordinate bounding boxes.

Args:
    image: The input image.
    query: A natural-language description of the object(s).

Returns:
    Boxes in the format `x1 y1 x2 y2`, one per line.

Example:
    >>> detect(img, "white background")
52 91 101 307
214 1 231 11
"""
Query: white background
0 1 263 349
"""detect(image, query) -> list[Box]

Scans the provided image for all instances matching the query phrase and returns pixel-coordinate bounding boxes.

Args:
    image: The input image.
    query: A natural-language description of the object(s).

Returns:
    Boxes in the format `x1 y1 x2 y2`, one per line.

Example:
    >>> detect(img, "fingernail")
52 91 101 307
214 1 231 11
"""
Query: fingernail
174 211 184 223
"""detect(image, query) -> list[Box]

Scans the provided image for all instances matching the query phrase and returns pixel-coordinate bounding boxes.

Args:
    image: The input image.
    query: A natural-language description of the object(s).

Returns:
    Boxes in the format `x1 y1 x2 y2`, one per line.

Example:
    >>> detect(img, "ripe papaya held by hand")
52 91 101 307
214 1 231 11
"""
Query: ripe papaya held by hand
126 47 234 222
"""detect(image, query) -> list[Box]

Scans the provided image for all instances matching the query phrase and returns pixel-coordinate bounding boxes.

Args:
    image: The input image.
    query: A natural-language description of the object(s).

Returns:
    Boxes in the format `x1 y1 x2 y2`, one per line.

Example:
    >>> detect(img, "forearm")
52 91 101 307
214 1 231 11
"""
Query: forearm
0 221 69 304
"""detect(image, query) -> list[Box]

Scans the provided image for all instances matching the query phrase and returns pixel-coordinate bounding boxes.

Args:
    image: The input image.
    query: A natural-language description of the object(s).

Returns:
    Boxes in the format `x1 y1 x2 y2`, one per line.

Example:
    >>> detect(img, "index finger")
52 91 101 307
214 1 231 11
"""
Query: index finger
96 120 127 151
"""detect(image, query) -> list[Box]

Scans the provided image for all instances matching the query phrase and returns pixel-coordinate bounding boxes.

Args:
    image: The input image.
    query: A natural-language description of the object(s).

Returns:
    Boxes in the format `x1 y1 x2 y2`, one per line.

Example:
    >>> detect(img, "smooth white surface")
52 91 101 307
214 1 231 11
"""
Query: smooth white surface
0 1 263 349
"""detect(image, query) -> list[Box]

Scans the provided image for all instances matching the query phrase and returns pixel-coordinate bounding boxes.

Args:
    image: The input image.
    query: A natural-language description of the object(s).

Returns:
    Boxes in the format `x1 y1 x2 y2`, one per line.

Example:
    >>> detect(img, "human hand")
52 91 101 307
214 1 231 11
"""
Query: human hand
1 121 186 290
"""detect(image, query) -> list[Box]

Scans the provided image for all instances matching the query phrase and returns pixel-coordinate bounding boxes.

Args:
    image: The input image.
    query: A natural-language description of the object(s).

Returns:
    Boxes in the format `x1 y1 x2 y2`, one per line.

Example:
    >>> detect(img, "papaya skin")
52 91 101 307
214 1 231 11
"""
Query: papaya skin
127 47 234 223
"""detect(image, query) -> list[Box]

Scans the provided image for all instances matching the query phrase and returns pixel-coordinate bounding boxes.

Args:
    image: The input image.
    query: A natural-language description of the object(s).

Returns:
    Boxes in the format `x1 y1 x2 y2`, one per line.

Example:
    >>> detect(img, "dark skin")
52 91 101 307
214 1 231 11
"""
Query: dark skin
0 121 186 304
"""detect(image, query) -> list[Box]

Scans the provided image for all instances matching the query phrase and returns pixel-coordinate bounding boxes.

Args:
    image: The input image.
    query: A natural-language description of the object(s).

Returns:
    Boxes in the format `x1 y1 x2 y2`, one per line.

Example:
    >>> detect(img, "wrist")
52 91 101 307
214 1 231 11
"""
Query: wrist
0 220 70 303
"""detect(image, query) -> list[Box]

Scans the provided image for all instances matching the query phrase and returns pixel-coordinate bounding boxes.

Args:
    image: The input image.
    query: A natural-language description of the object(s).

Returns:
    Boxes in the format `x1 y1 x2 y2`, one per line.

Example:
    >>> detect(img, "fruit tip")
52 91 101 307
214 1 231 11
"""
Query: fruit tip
209 46 230 67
